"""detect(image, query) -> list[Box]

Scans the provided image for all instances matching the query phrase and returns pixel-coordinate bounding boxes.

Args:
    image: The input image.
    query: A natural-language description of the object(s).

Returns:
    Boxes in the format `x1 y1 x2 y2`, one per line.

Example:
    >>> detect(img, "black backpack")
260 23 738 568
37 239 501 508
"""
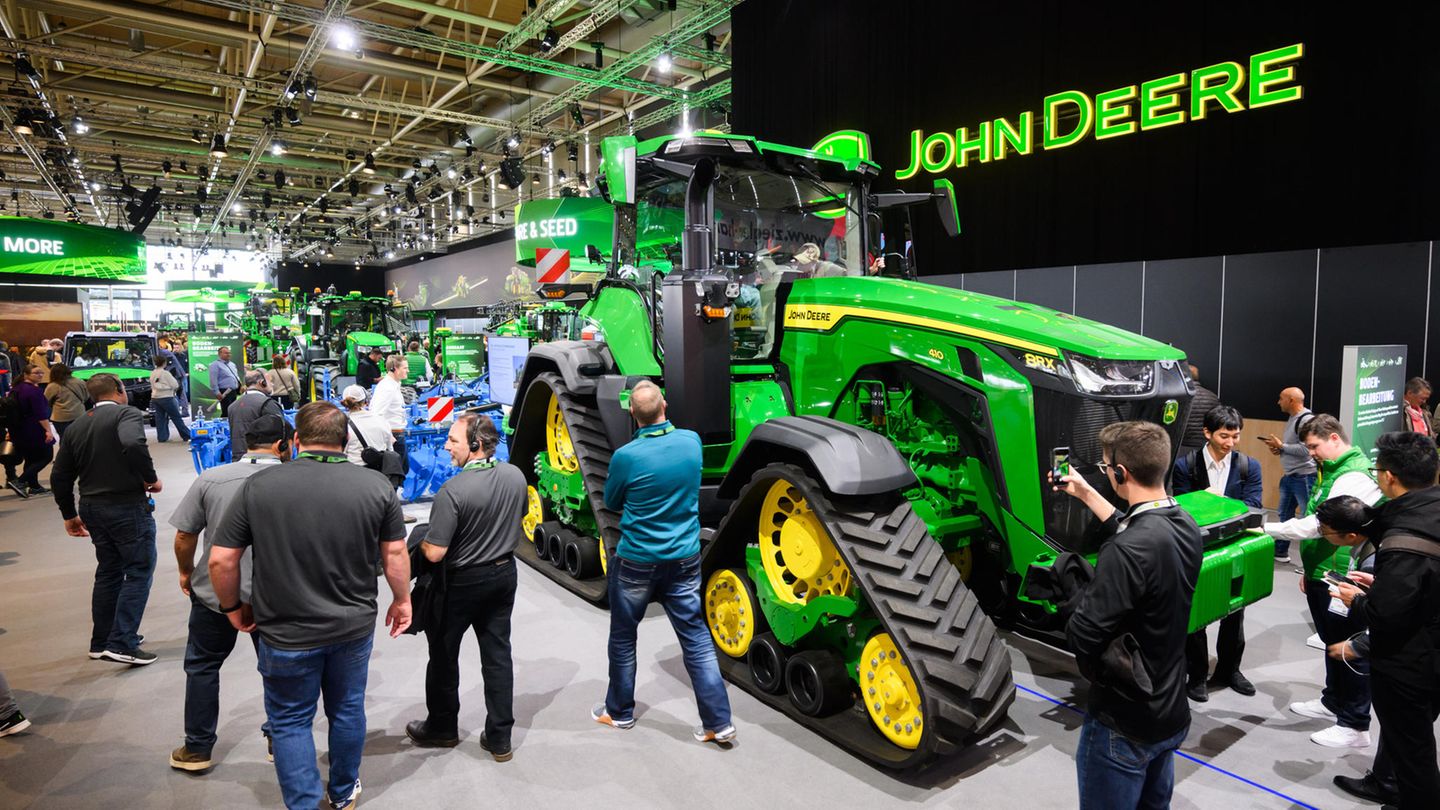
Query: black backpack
1188 447 1257 496
0 390 21 433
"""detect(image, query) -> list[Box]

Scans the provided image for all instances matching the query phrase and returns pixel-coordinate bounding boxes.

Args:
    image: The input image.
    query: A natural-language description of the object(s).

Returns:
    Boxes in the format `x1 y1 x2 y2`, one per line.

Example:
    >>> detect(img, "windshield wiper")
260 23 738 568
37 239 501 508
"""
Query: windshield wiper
793 161 862 220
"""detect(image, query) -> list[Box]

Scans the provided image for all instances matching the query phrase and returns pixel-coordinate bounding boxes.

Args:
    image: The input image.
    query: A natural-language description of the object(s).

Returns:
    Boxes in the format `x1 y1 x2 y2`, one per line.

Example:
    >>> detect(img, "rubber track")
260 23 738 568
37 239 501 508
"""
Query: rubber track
713 465 1015 766
527 373 621 604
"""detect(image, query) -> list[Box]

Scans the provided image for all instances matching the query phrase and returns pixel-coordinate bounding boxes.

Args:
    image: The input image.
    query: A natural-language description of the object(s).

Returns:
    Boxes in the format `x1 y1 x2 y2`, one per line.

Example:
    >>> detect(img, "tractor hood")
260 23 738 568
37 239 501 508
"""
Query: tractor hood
346 331 394 348
72 367 151 382
783 277 1184 361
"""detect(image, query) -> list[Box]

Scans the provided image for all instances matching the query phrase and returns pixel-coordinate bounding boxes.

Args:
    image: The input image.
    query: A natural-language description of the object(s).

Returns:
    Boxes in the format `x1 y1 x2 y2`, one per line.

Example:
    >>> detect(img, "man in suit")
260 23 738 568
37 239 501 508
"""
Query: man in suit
1173 404 1263 702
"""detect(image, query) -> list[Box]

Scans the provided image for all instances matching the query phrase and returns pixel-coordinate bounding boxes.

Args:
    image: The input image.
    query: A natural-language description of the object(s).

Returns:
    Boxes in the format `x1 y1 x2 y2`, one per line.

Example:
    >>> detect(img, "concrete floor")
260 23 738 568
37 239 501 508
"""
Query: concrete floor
0 435 1421 809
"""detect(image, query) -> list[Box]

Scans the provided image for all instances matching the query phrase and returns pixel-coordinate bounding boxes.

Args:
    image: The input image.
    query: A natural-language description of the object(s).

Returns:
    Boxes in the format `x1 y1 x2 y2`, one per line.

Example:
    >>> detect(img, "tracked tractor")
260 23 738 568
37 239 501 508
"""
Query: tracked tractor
504 132 1273 768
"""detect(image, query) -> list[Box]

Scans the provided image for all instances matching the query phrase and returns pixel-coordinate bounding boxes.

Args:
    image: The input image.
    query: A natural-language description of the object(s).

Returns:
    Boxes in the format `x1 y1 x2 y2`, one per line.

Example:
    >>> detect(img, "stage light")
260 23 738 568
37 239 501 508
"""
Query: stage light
70 115 88 135
13 109 33 136
302 76 318 101
531 172 540 186
274 168 286 188
412 157 422 170
14 54 38 80
284 106 301 126
210 134 228 157
331 22 358 51
271 140 286 156
446 167 456 179
345 148 356 161
162 160 172 178
539 25 558 52
232 202 244 213
362 152 376 175
505 133 519 149
284 80 301 100
541 139 556 156
348 178 359 196
656 52 672 73
593 44 603 69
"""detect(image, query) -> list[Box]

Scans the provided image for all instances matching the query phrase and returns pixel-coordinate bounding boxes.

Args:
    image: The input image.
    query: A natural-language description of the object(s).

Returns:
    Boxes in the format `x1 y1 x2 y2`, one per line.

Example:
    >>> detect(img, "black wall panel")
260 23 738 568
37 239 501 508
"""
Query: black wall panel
275 264 387 298
1219 250 1317 417
1142 257 1223 392
962 270 1016 299
1074 262 1142 333
1428 245 1440 379
1015 266 1075 313
1313 242 1431 416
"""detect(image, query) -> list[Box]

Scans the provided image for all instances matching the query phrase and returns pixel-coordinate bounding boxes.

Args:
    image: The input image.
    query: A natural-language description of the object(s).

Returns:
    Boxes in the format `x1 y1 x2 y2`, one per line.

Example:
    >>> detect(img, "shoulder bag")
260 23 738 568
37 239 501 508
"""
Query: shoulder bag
346 415 407 488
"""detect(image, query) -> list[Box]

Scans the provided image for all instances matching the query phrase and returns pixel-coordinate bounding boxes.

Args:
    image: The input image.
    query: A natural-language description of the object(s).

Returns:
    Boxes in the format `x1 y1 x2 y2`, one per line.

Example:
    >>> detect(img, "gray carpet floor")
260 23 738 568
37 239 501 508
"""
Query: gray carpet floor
0 436 1420 808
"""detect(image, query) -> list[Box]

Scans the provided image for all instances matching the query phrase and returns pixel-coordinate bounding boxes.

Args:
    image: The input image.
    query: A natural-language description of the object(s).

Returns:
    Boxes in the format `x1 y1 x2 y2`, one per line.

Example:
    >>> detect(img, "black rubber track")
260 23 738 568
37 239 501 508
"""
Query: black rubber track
512 372 620 605
702 463 1015 769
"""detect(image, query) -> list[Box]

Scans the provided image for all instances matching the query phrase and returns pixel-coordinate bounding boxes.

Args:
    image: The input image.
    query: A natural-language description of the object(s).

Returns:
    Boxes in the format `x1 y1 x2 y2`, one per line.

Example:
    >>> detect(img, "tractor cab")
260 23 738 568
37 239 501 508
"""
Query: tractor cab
62 331 158 411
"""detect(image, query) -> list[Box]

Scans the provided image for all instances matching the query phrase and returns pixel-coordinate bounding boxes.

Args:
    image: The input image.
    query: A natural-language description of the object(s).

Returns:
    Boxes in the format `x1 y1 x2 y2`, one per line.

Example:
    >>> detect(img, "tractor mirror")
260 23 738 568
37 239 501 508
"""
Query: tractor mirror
602 136 638 205
933 178 960 237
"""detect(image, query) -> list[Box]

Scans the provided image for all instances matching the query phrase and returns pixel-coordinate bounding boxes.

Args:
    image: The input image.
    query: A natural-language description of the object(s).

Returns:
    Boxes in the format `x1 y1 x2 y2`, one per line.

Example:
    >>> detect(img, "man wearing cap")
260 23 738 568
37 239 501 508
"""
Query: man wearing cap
167 414 291 773
356 347 383 390
228 370 283 461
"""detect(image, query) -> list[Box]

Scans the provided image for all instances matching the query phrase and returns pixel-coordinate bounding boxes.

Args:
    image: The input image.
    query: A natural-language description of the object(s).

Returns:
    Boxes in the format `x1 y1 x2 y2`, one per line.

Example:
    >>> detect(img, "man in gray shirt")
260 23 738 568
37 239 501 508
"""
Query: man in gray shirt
406 413 526 760
1259 386 1318 563
227 370 282 460
207 346 241 417
168 414 291 773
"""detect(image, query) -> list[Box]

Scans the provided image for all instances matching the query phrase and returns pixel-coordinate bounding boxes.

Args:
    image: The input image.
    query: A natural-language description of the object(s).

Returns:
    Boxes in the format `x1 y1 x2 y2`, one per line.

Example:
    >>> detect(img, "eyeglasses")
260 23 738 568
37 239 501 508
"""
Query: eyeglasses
1096 461 1114 475
1369 466 1388 476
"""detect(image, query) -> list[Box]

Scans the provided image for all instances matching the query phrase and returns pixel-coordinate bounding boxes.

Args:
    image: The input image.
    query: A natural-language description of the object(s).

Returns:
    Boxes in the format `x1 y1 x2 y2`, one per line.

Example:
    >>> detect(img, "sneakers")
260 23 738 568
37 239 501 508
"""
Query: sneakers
1305 633 1326 651
87 649 104 660
1289 698 1337 720
1274 553 1291 564
590 703 635 730
0 710 31 737
169 745 213 772
1311 724 1371 748
693 724 737 745
26 484 49 496
6 481 29 499
404 720 459 748
479 732 512 762
329 779 361 810
98 648 157 666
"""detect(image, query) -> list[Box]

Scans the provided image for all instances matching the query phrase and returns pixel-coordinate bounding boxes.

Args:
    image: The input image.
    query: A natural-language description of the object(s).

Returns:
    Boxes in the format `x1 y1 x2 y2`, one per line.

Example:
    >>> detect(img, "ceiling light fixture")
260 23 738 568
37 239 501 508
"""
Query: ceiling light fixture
210 133 228 157
362 152 376 175
539 24 558 52
656 52 672 73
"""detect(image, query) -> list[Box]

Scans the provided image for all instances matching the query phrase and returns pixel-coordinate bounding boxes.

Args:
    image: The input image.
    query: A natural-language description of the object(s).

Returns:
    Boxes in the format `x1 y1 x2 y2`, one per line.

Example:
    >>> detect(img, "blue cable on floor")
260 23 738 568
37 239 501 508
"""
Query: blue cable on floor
1015 683 1321 810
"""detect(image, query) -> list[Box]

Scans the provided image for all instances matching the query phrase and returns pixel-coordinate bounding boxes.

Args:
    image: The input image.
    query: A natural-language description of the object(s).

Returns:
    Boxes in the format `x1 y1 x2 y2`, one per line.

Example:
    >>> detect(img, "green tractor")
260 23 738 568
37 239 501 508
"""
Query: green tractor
62 331 158 412
292 290 405 396
505 131 1272 768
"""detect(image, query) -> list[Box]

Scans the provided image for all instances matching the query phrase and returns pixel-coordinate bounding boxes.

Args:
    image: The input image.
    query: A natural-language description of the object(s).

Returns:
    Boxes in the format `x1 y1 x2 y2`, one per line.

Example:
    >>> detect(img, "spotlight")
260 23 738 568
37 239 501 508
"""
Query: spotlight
262 190 273 207
192 203 203 218
531 172 540 186
210 133 228 157
446 167 457 179
505 133 519 150
592 43 603 70
557 168 567 181
568 144 578 161
271 108 283 127
539 24 558 52
162 160 172 178
348 178 359 196
461 169 473 182
412 157 422 170
271 140 286 156
345 148 356 162
405 183 417 204
302 76 318 101
284 106 301 126
362 152 376 175
232 202 244 213
284 79 301 100
13 109 33 136
274 168 286 188
331 22 358 51
71 115 88 135
541 139 556 156
656 52 672 73
14 53 38 79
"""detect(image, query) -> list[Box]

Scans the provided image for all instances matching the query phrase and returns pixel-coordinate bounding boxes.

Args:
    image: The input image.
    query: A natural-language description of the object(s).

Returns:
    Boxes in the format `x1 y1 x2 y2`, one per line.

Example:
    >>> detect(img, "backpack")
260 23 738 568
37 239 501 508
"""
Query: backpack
1188 447 1257 497
0 389 22 432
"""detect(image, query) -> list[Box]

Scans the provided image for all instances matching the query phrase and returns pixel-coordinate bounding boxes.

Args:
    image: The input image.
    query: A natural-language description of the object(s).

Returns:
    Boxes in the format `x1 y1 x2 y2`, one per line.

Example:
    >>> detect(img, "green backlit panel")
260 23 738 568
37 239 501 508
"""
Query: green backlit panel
0 217 146 284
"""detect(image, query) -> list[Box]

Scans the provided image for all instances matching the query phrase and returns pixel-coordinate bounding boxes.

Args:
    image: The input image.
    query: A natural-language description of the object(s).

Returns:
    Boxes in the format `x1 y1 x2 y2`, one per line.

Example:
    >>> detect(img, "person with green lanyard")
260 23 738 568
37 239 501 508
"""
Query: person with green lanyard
1263 413 1382 749
402 341 432 387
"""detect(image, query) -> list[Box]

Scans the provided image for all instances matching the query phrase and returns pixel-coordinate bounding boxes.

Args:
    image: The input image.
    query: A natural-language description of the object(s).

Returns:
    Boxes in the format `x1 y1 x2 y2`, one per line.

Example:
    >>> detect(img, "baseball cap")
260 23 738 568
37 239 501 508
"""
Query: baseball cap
341 384 368 402
246 413 294 447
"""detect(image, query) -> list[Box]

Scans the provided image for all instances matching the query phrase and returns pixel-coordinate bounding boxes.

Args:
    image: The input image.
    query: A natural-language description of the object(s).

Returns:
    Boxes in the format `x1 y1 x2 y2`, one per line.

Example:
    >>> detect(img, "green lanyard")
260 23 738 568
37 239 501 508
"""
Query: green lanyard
299 452 347 463
463 458 497 472
639 425 674 439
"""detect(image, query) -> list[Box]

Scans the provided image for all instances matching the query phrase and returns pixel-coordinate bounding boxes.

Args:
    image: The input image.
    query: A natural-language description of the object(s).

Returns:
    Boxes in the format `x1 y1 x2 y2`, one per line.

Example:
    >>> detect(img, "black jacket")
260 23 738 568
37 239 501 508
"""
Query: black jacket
356 357 381 389
1352 487 1440 687
1066 501 1203 743
50 402 157 520
1180 385 1220 450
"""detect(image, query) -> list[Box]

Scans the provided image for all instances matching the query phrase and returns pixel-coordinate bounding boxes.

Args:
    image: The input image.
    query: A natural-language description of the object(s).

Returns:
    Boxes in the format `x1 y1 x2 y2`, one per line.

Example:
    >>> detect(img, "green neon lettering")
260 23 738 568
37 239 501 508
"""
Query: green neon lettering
1190 61 1246 120
1094 86 1138 139
1043 91 1093 150
991 112 1033 160
1249 43 1305 108
920 131 957 173
1139 73 1187 129
955 123 990 167
896 129 923 180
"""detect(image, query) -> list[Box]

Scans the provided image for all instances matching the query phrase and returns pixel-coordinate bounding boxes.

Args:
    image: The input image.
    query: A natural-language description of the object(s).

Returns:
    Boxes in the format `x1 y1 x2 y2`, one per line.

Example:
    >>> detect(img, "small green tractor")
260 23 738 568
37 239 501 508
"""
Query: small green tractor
505 131 1272 768
63 331 158 411
291 290 406 395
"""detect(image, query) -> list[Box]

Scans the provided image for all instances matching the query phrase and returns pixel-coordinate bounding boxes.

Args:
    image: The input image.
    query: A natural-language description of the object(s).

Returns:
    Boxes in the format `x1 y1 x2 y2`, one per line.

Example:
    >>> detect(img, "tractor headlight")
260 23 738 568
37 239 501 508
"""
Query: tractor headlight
1066 354 1156 396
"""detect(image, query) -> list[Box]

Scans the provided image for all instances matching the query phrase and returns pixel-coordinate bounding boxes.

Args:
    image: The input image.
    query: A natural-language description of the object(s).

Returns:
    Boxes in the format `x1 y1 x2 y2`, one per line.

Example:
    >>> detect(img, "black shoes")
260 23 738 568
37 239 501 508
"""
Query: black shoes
98 647 157 666
1225 670 1256 696
6 481 29 499
1187 679 1208 702
404 720 459 748
479 732 512 762
1190 670 1255 700
0 710 31 737
1334 772 1400 804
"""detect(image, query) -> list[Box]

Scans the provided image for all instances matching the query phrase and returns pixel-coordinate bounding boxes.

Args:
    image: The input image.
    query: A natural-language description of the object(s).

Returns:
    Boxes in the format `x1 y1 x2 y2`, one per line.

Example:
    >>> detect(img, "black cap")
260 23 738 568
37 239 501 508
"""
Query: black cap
246 413 294 447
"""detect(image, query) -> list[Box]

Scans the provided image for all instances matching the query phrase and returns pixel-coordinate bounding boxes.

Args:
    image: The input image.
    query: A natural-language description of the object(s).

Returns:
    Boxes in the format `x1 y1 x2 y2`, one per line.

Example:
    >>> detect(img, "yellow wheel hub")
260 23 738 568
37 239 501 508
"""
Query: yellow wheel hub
522 486 543 541
599 537 607 574
947 544 973 582
704 569 757 658
861 633 923 749
758 479 851 604
546 392 578 473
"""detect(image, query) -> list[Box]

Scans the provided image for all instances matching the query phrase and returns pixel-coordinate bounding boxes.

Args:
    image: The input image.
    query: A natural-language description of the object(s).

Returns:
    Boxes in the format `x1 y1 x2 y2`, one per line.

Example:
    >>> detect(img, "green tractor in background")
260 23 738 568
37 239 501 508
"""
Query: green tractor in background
292 290 406 397
63 331 159 413
504 131 1273 768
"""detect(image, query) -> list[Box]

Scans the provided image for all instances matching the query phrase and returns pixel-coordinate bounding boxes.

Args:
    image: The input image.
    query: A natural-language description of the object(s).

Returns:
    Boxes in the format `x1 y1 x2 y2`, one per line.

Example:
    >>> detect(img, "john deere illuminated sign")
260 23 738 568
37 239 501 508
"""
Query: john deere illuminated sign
513 197 615 269
897 43 1304 180
0 217 147 283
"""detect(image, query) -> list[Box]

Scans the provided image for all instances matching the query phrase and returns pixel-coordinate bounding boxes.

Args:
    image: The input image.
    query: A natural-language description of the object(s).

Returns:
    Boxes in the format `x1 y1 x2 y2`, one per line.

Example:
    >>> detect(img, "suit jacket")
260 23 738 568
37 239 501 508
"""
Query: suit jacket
1173 448 1264 508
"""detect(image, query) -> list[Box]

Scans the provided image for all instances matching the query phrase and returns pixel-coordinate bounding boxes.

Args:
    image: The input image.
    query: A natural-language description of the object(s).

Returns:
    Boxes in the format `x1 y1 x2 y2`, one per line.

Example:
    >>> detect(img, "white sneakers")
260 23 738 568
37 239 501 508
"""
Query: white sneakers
1310 725 1372 748
1289 698 1336 720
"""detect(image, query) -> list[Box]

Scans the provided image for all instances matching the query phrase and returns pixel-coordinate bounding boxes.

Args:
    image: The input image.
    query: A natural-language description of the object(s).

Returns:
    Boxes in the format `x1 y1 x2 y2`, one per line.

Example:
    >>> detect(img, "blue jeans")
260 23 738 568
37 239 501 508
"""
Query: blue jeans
606 552 732 731
152 396 191 442
1076 716 1187 809
184 598 269 753
1276 473 1317 556
257 635 372 810
80 500 156 652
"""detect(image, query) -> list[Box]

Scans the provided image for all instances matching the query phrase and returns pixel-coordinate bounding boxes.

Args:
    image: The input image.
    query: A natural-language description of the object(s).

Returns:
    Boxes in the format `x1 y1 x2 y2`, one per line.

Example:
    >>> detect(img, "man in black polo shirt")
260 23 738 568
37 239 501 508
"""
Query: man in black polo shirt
405 412 526 761
209 401 411 810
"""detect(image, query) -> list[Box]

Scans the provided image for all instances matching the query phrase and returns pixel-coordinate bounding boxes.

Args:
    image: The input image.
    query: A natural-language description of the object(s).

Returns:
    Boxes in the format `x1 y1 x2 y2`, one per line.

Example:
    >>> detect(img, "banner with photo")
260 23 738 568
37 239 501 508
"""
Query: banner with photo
188 331 246 419
1339 344 1407 460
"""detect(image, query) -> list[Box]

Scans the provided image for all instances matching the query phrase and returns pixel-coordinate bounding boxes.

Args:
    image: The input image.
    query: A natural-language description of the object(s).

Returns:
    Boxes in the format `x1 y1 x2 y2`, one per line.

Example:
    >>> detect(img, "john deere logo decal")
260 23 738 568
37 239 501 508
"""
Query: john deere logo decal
1162 400 1179 425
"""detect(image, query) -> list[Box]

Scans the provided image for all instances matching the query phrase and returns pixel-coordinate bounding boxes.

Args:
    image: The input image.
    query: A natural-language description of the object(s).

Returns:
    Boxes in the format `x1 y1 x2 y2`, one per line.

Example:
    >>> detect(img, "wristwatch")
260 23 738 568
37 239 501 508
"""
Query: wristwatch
219 601 242 614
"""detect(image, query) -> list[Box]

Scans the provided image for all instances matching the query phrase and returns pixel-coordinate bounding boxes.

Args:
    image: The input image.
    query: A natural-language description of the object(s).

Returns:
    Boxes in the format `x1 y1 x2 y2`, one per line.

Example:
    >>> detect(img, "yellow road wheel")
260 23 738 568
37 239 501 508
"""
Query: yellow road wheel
705 569 760 658
860 633 923 750
599 537 607 574
522 486 544 542
546 391 578 473
947 544 973 582
757 478 852 604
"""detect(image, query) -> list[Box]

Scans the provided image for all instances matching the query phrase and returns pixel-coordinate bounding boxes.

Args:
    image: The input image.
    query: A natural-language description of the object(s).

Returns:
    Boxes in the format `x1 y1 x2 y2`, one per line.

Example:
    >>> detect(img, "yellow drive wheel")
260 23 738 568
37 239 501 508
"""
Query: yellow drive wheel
705 569 760 658
757 478 852 604
522 486 544 541
860 633 924 749
947 544 973 582
599 538 607 574
546 392 578 473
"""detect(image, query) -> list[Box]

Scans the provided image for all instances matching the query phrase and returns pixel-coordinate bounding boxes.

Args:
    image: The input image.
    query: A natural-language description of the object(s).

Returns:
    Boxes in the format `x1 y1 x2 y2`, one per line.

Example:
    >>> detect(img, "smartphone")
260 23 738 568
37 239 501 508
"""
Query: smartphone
1323 571 1353 588
1051 447 1071 480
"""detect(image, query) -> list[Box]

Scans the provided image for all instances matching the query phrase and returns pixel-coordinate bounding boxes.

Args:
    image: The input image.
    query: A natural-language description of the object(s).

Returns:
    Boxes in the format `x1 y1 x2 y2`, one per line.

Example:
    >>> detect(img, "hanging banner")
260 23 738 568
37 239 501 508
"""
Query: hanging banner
1339 344 1407 460
440 333 486 380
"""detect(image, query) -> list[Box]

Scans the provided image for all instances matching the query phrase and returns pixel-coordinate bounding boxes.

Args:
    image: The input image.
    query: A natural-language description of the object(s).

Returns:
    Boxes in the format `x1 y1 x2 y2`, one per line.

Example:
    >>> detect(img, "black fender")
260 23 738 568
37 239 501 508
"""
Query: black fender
509 341 615 415
717 415 917 500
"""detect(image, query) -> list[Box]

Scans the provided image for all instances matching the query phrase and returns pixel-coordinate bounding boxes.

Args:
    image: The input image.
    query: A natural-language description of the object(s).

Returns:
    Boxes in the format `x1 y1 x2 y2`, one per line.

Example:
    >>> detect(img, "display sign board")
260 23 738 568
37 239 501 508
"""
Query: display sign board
1339 344 1407 461
441 333 486 381
385 237 516 311
486 334 531 406
0 217 147 284
189 330 246 419
514 197 614 274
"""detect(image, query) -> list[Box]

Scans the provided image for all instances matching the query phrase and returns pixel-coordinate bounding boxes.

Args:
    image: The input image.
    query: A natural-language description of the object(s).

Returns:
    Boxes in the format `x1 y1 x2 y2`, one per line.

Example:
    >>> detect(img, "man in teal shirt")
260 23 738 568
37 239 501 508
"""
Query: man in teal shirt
593 380 735 745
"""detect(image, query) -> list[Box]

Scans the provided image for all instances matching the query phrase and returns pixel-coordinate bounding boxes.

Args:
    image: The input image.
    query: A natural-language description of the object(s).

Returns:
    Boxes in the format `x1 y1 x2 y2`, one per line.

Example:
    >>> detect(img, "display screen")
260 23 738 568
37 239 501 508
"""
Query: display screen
65 334 154 372
0 217 147 284
442 334 486 380
486 334 531 406
514 197 614 274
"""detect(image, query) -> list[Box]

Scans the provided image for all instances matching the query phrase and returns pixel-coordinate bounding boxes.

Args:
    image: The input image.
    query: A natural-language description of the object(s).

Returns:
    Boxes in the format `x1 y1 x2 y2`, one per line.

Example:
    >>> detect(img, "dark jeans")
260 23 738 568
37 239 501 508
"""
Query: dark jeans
1185 610 1246 683
1276 473 1317 556
1371 671 1440 809
1077 716 1186 809
81 499 156 653
276 395 294 409
218 389 237 417
16 442 52 488
606 552 731 731
152 397 191 442
425 560 516 744
257 634 372 810
1304 578 1370 730
183 598 269 753
53 420 72 438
